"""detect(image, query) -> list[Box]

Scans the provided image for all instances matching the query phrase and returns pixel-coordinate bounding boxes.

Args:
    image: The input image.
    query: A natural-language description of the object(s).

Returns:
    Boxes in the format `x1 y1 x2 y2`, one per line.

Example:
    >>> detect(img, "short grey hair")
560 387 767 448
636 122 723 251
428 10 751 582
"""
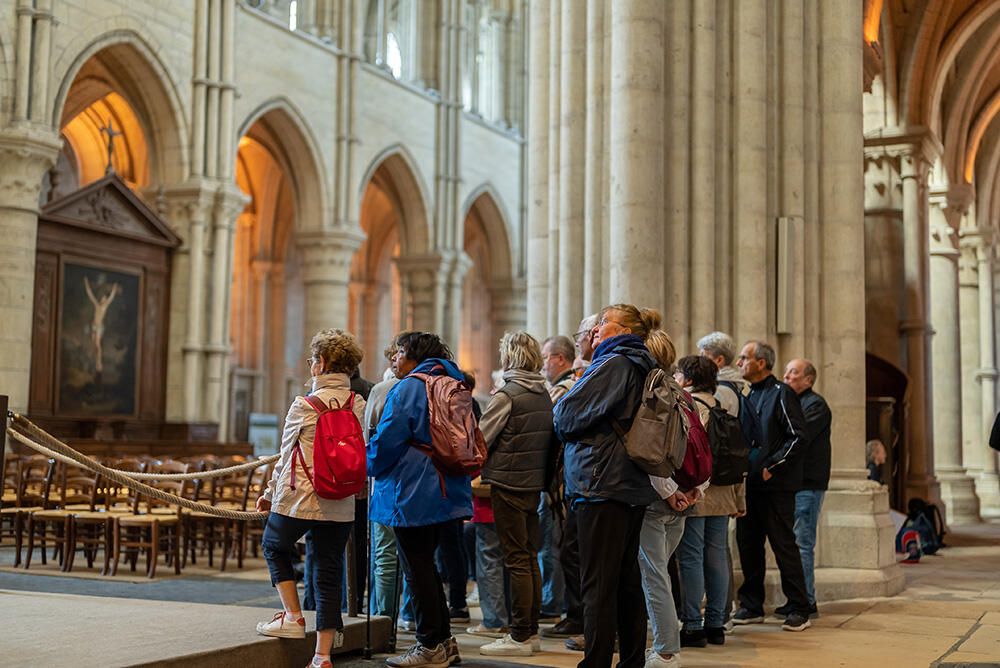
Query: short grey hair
747 340 777 370
697 331 737 366
580 313 599 332
543 335 575 361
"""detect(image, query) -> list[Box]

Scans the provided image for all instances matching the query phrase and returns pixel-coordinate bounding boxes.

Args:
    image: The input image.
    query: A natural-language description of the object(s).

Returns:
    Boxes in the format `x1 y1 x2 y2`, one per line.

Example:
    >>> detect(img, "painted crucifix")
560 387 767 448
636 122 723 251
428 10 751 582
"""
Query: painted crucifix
84 275 121 378
99 117 122 175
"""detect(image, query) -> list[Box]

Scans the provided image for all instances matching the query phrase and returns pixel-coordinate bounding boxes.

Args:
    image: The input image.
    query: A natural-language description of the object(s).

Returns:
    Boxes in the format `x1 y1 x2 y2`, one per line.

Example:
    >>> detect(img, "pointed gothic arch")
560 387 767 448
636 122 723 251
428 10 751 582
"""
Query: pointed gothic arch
51 30 188 185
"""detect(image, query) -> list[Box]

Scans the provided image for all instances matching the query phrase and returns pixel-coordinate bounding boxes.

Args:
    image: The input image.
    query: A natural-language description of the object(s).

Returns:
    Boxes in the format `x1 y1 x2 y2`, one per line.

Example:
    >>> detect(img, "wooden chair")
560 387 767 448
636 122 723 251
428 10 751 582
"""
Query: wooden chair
111 461 186 578
0 456 43 567
22 459 69 569
184 459 247 571
64 470 114 574
239 459 275 561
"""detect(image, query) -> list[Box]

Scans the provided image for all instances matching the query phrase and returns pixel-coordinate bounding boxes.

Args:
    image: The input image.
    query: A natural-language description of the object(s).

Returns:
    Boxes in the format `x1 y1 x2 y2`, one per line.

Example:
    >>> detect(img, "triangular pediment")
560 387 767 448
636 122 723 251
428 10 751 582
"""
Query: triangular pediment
41 172 180 248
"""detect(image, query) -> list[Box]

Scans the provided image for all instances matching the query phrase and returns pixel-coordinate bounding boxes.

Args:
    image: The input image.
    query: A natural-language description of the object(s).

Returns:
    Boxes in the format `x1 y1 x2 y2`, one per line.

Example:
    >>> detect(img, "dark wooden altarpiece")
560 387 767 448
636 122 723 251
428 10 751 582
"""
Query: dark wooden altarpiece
29 172 180 440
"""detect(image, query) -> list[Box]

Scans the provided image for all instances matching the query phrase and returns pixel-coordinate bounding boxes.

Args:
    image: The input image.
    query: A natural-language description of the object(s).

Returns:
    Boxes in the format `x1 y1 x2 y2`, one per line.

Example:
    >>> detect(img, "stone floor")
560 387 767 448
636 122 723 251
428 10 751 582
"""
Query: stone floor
2 524 999 667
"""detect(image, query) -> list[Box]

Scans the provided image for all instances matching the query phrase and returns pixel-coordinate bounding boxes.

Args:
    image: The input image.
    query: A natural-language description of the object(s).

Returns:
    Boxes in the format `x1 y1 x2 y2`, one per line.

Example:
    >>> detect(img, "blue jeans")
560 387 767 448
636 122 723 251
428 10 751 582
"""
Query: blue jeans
261 512 352 631
369 521 414 621
637 500 686 655
537 494 564 614
793 490 825 605
676 515 730 630
475 522 510 629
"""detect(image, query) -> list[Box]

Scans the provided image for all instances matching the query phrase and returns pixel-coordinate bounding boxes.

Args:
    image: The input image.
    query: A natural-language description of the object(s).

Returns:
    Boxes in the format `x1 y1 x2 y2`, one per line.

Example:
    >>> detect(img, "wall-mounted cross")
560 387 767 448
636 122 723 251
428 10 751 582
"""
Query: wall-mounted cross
99 118 123 175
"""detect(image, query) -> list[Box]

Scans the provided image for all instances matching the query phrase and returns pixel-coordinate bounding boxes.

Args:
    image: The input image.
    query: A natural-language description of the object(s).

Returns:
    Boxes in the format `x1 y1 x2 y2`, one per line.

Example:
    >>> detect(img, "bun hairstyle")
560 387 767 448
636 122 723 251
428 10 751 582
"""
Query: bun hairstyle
601 304 664 342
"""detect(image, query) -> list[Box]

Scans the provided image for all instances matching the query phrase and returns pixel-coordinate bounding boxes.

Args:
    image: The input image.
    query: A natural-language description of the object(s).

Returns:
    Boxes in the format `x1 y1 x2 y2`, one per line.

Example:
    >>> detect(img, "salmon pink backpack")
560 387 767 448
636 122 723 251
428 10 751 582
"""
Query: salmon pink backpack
291 393 366 499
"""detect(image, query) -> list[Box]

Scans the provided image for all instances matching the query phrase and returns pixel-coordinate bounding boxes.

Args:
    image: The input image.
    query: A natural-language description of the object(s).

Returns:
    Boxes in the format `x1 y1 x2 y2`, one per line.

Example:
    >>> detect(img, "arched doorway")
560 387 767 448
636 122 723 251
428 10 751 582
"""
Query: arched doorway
352 150 431 381
229 108 323 440
459 189 515 396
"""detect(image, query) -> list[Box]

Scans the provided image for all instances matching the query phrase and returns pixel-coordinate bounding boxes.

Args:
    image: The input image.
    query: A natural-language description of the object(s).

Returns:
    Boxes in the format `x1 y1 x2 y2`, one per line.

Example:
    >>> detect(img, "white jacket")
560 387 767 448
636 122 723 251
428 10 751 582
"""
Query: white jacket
264 373 366 521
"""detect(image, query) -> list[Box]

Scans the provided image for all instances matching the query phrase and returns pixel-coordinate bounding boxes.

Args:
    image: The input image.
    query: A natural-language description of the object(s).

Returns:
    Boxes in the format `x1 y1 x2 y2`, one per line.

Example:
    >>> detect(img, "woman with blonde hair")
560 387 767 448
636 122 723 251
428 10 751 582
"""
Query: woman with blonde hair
553 304 662 668
476 331 555 657
256 328 366 668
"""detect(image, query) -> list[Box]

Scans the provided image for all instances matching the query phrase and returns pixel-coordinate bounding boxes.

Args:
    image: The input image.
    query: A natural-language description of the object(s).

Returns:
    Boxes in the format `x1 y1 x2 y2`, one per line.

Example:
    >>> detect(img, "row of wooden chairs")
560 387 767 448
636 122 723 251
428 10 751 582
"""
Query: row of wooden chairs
1 453 274 578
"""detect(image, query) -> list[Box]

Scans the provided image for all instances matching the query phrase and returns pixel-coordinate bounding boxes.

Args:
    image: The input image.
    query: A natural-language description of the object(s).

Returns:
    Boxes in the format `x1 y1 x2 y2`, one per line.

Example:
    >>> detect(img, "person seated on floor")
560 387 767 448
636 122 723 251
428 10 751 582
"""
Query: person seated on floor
255 328 366 668
866 439 887 484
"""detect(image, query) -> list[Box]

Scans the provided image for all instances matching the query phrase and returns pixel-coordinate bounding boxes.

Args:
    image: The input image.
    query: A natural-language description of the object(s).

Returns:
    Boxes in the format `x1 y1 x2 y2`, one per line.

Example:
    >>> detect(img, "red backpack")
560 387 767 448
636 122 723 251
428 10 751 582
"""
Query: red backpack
290 393 367 500
673 391 713 491
409 366 488 484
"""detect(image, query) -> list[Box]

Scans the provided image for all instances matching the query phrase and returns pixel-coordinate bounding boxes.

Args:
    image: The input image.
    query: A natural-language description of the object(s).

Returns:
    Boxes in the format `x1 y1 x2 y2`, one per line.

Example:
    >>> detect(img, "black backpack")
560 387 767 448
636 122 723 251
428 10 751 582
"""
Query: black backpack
719 380 763 449
907 498 945 554
693 396 749 485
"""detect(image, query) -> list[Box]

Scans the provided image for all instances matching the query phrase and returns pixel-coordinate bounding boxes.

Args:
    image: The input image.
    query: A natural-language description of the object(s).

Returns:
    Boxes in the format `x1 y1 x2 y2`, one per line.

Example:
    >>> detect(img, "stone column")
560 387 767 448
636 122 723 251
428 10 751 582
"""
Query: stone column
249 258 275 413
556 0 585 333
816 0 903 599
959 241 985 487
444 251 472 352
966 230 1000 517
608 0 664 307
899 146 942 507
928 191 980 524
298 231 363 351
395 254 447 334
0 129 61 415
525 0 550 336
490 279 528 341
582 0 604 314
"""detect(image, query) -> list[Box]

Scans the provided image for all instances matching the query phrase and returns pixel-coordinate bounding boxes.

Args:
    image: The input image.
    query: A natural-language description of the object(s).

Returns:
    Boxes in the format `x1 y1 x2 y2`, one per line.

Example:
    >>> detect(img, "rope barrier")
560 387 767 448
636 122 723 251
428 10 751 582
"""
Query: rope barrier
8 416 270 521
9 415 278 480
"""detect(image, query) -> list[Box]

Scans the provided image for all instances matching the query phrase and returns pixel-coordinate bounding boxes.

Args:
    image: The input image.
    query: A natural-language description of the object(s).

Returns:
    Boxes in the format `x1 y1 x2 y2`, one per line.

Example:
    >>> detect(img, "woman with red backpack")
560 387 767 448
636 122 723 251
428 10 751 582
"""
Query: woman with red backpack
255 328 367 668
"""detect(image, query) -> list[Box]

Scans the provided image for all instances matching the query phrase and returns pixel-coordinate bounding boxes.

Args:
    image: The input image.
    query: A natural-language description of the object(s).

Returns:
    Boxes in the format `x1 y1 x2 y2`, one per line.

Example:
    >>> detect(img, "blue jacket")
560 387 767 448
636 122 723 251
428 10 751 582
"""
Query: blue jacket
553 334 659 507
367 358 473 526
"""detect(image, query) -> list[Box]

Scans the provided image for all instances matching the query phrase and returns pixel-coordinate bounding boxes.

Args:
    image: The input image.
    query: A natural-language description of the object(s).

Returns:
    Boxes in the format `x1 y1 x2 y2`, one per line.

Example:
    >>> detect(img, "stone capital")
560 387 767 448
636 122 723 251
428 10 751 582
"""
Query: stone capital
212 181 251 227
0 126 62 212
394 253 449 286
863 126 942 178
297 228 365 285
958 227 995 264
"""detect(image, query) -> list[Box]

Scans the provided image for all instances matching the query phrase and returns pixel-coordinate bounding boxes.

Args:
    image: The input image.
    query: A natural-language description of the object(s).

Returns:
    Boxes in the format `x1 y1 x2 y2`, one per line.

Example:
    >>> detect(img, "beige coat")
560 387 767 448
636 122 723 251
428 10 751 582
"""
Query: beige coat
264 373 366 521
689 389 746 517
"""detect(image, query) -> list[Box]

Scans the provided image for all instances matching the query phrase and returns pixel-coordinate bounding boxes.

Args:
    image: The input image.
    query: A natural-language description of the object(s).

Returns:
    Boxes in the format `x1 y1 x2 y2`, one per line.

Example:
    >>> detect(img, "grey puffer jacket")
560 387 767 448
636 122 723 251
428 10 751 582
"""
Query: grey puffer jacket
480 369 554 492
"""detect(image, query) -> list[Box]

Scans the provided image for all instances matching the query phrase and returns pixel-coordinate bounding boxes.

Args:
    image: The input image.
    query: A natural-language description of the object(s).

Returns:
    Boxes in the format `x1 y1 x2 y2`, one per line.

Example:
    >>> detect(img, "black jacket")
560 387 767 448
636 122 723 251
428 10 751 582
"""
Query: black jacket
747 375 808 491
554 334 659 507
798 388 832 490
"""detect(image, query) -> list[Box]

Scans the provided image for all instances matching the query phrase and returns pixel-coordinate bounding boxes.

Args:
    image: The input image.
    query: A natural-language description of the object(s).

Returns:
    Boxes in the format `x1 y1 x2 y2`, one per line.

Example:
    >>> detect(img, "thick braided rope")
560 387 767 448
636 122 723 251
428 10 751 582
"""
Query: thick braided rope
11 414 278 480
7 421 268 521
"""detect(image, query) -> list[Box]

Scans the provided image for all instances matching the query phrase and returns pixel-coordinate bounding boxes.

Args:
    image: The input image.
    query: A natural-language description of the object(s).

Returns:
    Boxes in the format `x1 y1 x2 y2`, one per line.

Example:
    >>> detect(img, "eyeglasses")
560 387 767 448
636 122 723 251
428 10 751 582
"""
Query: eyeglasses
573 329 591 340
306 356 320 365
599 317 623 328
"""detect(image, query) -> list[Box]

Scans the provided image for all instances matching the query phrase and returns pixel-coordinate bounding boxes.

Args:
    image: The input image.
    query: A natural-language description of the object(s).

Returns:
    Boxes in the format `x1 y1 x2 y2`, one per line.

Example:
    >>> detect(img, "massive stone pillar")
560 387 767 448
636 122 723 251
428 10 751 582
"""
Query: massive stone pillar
928 190 980 524
0 129 61 415
817 0 903 599
396 254 447 335
608 0 665 307
525 0 550 337
962 229 1000 517
898 143 942 508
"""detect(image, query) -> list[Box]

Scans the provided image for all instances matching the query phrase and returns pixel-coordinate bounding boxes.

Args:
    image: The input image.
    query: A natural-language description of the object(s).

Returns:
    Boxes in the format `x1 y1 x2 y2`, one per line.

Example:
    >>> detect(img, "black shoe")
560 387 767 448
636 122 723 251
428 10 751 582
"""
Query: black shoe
774 602 792 617
449 608 470 624
782 612 811 632
808 603 819 618
542 618 584 638
680 629 707 647
705 627 725 645
732 607 765 625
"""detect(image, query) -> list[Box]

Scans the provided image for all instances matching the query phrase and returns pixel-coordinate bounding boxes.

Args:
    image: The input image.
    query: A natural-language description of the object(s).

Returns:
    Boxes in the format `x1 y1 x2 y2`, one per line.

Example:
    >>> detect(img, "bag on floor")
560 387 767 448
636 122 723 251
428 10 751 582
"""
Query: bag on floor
895 526 922 563
693 396 750 485
906 498 945 554
292 393 367 499
410 366 488 476
612 368 691 478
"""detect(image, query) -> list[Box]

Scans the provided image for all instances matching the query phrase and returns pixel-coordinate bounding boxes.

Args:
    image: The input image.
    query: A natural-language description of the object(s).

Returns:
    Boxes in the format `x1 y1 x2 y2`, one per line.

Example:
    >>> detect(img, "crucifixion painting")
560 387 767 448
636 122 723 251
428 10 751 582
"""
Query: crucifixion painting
84 275 121 376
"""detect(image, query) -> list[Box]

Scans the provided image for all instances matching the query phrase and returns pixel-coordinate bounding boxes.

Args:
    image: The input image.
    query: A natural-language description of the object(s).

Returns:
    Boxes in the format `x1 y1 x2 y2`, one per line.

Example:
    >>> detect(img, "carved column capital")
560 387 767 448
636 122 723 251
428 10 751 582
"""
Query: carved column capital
296 229 365 285
0 127 61 212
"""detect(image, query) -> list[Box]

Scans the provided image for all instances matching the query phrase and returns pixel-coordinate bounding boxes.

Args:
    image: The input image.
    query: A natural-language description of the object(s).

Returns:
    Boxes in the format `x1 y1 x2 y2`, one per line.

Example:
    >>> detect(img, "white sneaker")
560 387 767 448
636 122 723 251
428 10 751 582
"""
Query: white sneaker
531 634 541 652
385 642 451 668
465 624 507 638
256 611 306 639
466 587 480 607
479 634 535 656
397 619 416 632
644 648 680 668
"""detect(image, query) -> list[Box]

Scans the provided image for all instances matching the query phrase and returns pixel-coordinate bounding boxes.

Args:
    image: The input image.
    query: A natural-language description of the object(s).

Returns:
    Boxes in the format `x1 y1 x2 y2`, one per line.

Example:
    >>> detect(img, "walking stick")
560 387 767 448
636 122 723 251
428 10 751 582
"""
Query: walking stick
364 479 372 658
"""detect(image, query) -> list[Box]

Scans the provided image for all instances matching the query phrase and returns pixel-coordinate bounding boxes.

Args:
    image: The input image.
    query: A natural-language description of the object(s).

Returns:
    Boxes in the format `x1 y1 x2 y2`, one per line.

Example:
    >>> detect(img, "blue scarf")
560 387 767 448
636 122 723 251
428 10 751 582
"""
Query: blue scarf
579 334 649 382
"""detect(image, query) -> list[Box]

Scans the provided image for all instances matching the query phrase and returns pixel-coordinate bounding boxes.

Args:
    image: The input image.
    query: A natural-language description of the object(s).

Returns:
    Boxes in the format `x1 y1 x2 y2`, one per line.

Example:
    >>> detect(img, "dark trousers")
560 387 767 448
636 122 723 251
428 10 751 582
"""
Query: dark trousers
395 523 452 648
736 488 810 615
559 501 584 623
492 487 542 642
435 517 469 611
261 512 353 631
576 500 648 668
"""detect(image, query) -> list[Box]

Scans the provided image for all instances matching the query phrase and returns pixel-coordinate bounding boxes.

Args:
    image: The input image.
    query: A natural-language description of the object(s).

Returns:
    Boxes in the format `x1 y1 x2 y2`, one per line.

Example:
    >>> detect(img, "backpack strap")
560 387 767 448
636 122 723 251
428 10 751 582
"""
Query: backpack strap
291 441 315 491
303 395 329 413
